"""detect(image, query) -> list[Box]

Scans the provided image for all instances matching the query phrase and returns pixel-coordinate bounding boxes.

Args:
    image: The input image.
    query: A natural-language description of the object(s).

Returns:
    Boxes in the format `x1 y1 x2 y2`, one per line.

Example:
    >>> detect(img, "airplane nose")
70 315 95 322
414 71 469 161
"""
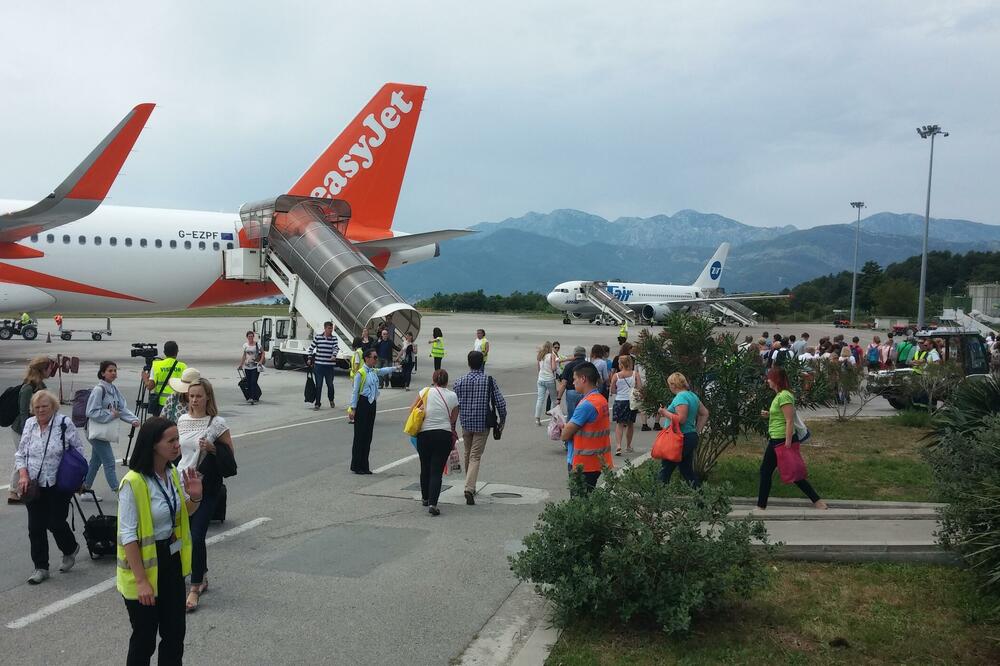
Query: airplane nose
546 292 560 309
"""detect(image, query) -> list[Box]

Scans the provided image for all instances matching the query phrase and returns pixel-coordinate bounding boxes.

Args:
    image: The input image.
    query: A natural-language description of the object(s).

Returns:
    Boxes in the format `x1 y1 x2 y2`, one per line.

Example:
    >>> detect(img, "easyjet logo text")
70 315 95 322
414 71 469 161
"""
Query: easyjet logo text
310 90 414 199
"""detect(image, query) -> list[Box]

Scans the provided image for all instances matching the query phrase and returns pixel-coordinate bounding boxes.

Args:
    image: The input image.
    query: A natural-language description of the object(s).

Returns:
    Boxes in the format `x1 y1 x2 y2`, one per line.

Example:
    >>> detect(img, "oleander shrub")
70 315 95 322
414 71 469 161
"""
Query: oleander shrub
509 464 772 634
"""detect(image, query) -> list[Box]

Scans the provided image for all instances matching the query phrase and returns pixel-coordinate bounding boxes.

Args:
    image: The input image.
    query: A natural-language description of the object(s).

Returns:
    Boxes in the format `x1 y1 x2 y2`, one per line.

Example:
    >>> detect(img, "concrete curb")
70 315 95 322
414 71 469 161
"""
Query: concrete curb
730 497 946 510
456 582 559 666
730 507 939 521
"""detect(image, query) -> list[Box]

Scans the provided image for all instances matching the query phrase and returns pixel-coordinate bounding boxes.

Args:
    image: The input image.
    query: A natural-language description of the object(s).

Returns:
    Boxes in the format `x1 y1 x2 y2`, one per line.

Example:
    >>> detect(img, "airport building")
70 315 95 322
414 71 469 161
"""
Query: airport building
969 282 1000 316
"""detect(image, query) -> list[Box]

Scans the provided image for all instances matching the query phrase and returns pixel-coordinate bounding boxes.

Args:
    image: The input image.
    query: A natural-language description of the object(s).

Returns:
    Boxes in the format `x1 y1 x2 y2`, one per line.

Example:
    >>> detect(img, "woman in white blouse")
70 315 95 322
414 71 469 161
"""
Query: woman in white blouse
412 369 459 516
15 390 84 585
534 342 558 426
173 375 234 612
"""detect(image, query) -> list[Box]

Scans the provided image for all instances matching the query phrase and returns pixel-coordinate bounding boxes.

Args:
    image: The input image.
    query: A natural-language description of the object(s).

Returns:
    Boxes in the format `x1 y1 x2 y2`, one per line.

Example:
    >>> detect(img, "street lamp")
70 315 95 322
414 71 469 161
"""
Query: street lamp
915 124 948 330
849 201 865 326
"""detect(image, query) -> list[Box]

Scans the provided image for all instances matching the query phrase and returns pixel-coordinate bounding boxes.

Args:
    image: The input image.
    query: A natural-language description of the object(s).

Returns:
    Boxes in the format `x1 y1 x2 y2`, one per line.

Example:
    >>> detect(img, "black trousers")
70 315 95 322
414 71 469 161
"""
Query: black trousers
433 357 442 371
417 430 452 506
351 397 376 473
401 361 414 388
124 542 186 665
243 368 261 400
26 485 77 569
313 364 335 405
659 431 701 488
757 438 821 508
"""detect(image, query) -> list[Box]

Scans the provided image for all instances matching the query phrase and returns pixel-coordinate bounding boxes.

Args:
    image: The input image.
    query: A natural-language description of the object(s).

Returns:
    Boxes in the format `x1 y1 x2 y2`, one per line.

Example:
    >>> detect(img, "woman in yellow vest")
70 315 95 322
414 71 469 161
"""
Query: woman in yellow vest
117 416 201 664
428 327 445 371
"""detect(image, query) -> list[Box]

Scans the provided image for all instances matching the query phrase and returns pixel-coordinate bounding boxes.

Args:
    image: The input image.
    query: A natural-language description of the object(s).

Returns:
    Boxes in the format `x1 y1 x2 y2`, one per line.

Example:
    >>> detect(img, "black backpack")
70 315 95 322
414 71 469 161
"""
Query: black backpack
773 349 790 367
0 385 22 428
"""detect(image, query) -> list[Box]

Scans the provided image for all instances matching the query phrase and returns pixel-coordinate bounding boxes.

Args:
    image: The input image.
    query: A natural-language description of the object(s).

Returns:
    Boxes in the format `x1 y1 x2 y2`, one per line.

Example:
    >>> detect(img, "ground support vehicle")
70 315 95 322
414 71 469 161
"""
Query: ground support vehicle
0 319 38 340
57 317 112 341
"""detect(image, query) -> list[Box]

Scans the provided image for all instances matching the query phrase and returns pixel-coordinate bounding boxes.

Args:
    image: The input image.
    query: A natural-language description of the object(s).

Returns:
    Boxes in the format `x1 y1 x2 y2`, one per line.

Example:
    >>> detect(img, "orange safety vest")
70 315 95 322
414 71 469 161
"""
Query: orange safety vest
572 392 613 473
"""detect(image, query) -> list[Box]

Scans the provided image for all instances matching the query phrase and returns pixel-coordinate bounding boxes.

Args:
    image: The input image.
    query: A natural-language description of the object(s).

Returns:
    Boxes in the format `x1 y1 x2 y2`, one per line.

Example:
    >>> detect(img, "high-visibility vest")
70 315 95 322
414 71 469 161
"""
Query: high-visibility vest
912 350 928 374
619 322 628 339
572 392 613 473
150 358 187 405
116 468 192 599
430 338 445 358
20 312 30 324
478 337 490 363
350 348 363 378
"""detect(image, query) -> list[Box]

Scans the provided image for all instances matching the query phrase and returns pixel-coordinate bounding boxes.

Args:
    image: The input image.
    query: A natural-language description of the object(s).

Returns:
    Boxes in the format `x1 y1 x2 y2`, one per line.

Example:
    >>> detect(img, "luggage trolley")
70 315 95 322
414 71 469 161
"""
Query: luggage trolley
59 317 113 341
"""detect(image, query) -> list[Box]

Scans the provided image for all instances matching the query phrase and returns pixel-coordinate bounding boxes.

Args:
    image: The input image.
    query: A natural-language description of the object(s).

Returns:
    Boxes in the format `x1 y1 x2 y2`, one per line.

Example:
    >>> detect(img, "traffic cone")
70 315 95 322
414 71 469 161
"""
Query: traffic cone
46 332 51 343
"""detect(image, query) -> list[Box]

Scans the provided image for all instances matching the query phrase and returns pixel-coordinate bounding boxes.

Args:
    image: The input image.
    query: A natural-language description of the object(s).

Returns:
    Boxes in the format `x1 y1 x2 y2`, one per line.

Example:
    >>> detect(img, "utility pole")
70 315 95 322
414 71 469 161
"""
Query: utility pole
916 125 948 330
849 201 865 326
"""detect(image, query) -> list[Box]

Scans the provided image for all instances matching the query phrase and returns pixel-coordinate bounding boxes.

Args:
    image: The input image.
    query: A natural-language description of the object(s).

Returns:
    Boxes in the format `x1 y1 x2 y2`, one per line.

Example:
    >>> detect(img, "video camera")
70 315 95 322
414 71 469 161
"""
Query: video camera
130 343 160 362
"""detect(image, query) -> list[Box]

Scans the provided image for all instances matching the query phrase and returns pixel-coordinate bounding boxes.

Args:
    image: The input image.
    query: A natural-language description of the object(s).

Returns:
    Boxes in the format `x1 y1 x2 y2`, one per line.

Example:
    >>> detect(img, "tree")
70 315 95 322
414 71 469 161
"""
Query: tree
872 278 918 317
856 260 883 312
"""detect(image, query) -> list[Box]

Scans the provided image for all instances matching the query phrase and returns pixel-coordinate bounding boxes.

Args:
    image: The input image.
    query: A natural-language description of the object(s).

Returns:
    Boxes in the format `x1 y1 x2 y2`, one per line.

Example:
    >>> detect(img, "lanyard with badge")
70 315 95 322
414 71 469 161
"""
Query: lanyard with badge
151 471 183 555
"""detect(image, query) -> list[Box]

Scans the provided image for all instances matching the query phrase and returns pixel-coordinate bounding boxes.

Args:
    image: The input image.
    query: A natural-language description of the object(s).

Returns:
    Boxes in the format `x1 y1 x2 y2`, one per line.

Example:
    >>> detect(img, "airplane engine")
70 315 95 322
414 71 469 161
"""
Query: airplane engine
641 303 672 322
380 243 438 270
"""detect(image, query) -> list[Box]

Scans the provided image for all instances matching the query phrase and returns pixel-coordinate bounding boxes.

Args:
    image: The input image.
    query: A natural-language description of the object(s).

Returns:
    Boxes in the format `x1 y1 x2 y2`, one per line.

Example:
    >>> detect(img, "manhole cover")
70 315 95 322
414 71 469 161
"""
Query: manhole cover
491 492 522 499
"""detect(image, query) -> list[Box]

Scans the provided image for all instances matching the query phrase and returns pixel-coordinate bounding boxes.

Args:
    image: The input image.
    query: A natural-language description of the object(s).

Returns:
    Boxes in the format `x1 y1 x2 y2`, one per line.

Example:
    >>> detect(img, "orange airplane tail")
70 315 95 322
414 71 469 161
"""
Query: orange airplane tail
288 83 426 231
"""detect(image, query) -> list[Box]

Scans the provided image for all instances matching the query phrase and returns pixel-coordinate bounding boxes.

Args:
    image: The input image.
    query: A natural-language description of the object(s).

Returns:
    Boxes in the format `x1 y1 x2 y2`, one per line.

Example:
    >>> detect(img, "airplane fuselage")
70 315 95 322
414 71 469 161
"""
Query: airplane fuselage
547 281 703 316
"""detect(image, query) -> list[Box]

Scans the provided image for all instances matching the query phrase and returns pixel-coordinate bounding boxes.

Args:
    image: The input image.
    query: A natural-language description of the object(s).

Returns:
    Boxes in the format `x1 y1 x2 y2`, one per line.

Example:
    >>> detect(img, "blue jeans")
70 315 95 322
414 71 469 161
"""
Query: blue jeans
84 438 118 490
659 431 701 488
564 389 582 420
188 490 222 585
313 364 335 405
535 380 557 419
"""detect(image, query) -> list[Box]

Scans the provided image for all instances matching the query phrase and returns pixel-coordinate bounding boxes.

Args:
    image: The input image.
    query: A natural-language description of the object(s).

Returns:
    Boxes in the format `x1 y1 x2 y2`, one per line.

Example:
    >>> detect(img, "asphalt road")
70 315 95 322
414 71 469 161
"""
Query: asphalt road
0 314 895 664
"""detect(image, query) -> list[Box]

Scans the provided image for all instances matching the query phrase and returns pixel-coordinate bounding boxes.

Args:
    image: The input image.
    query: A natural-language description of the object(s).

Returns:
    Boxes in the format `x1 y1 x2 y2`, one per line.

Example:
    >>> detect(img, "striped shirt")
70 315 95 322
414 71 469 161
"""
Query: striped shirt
308 333 340 365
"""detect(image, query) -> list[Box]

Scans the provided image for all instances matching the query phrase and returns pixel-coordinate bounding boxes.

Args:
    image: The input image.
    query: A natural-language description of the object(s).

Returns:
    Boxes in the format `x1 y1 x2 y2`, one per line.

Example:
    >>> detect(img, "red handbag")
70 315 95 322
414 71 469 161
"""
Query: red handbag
775 442 808 483
651 414 683 462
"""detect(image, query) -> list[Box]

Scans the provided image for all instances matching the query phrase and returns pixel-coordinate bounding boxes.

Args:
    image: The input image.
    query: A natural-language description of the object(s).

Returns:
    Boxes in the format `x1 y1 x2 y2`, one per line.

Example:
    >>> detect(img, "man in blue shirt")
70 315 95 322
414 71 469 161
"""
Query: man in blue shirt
349 349 398 474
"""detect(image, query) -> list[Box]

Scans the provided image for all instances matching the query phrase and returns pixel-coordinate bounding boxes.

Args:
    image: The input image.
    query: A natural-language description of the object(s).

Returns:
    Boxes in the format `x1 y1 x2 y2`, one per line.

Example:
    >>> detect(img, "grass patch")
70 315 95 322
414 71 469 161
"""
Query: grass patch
886 410 934 429
704 419 934 502
547 562 1000 665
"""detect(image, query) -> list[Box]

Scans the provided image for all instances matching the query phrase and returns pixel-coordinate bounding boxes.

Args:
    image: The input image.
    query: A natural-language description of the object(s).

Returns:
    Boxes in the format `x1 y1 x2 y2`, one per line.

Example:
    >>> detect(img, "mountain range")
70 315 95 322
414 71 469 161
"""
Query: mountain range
386 210 1000 300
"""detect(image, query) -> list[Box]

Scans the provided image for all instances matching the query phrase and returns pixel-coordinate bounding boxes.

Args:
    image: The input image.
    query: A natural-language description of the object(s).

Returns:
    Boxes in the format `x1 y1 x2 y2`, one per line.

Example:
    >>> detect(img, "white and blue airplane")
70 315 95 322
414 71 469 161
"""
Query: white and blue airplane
546 243 783 323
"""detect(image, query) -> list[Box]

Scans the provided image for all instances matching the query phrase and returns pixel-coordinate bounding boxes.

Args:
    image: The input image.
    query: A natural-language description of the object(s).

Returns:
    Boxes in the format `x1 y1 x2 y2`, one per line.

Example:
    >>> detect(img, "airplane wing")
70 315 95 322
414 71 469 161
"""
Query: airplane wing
353 229 473 255
654 293 790 308
0 103 155 243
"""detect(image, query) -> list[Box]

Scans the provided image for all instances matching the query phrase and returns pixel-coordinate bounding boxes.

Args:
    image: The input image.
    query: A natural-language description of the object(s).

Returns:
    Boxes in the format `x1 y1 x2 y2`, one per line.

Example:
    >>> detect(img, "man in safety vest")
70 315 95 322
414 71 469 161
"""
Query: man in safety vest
617 321 628 346
473 329 490 367
20 312 31 326
911 339 935 374
560 362 613 493
144 341 186 417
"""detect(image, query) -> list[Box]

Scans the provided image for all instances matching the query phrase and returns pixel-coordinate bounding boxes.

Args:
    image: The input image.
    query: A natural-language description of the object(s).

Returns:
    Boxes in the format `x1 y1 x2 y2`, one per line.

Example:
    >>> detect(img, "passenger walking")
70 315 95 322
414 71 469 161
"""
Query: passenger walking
308 321 340 410
534 342 558 426
657 373 708 487
144 341 186 418
83 361 140 497
428 327 446 371
560 362 613 492
400 332 416 390
8 355 49 504
173 376 233 613
15 390 82 584
453 351 507 505
348 349 398 474
591 344 609 398
413 369 459 516
866 336 882 372
237 330 265 405
359 327 374 354
118 417 202 665
375 328 395 388
757 368 827 510
557 346 589 420
608 355 641 454
473 329 490 367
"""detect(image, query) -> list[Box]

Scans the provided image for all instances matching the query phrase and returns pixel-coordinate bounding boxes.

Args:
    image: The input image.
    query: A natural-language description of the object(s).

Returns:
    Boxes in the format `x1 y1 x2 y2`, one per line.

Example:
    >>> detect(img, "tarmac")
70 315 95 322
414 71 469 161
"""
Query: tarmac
0 314 947 664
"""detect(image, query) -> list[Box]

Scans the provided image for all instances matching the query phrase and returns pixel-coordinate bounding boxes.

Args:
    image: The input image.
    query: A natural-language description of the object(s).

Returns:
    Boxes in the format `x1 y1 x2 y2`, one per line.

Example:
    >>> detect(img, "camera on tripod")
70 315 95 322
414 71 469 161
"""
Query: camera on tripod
130 343 159 363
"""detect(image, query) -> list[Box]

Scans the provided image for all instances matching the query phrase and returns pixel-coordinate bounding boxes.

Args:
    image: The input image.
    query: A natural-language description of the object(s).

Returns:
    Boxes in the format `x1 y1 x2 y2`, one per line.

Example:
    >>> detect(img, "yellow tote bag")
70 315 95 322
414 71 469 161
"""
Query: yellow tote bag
403 388 430 436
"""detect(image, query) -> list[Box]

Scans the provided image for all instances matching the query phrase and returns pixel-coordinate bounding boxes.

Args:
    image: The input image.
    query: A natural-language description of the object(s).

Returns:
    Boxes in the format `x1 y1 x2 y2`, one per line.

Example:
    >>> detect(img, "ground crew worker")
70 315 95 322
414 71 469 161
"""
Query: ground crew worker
20 312 31 326
349 337 364 379
560 362 613 493
429 327 445 371
617 321 628 346
144 341 186 417
911 341 931 374
54 314 63 332
473 329 490 367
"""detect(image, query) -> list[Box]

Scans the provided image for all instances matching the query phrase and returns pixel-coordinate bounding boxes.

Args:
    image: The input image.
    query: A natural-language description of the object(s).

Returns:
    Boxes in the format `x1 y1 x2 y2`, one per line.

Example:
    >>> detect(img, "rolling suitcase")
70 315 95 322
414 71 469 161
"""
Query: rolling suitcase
237 369 262 402
71 490 117 559
389 370 406 388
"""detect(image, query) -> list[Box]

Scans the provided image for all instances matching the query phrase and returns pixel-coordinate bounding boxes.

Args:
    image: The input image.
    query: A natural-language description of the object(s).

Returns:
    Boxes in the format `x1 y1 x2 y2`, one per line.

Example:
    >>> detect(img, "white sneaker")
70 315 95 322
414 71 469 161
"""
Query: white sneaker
59 544 80 572
27 569 49 585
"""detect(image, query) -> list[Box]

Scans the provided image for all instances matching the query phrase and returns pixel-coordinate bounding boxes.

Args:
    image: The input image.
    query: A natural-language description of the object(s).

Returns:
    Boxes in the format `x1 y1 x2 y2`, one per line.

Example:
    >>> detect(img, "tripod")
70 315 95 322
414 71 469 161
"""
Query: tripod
121 359 154 466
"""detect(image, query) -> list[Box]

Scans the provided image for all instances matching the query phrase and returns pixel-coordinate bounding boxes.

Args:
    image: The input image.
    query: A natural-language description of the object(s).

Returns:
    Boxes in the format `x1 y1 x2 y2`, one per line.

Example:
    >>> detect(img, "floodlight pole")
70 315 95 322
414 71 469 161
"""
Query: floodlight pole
916 125 947 330
849 201 865 326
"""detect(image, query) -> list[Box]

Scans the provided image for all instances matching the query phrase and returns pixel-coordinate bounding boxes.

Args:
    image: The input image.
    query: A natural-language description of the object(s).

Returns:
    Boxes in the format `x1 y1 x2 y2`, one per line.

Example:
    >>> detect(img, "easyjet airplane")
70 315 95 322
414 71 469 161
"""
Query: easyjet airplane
0 83 468 314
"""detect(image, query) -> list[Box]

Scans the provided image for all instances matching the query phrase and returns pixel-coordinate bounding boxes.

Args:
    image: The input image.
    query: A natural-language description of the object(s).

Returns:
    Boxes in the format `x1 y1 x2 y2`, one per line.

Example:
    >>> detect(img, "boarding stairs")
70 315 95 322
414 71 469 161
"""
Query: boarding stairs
940 308 997 337
709 299 758 327
580 281 636 326
223 195 420 348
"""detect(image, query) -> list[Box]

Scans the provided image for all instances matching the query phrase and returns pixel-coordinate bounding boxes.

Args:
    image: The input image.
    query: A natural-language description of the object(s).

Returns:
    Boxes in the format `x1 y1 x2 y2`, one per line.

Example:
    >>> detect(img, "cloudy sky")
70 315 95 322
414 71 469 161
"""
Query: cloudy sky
1 1 997 233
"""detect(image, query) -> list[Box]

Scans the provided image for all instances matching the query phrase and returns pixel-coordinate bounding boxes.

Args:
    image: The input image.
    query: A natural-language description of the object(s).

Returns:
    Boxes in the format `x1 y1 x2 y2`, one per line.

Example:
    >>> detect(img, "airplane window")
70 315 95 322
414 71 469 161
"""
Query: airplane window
140 239 147 248
109 237 117 247
30 234 38 242
94 236 102 246
183 240 191 250
169 240 177 249
213 242 220 251
155 239 162 248
226 242 234 250
125 238 132 247
198 241 206 250
62 235 70 244
78 235 86 245
46 234 54 243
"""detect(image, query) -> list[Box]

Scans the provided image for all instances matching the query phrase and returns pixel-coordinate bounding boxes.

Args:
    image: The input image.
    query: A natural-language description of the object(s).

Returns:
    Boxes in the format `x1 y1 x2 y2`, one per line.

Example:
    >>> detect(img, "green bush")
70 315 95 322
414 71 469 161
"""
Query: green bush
926 415 1000 596
509 465 772 634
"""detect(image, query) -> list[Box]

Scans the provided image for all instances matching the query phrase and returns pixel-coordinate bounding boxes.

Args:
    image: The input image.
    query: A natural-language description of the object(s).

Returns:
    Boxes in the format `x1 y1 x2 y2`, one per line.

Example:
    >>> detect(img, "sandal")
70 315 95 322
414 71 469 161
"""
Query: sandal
185 581 208 613
615 447 622 456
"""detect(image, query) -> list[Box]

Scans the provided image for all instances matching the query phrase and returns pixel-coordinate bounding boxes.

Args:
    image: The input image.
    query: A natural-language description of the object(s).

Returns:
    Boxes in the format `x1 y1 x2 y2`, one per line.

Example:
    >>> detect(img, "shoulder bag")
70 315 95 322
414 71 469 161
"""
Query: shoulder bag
486 376 503 440
628 373 642 412
86 387 120 443
56 416 89 494
403 388 431 437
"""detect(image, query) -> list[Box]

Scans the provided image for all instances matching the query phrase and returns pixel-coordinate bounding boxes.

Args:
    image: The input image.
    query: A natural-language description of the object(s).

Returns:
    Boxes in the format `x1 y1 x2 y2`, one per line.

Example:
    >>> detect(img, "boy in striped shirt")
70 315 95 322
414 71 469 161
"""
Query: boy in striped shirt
308 321 340 410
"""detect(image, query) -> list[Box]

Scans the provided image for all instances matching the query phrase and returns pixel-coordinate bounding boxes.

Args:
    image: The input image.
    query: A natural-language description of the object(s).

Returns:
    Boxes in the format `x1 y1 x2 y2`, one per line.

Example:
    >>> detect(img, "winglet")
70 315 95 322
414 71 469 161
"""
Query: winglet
63 103 155 201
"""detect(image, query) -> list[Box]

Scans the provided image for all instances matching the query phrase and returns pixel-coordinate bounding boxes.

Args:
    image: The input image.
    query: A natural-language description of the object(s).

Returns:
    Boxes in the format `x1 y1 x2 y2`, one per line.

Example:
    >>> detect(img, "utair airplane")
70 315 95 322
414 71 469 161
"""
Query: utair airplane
0 83 469 314
546 243 784 324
